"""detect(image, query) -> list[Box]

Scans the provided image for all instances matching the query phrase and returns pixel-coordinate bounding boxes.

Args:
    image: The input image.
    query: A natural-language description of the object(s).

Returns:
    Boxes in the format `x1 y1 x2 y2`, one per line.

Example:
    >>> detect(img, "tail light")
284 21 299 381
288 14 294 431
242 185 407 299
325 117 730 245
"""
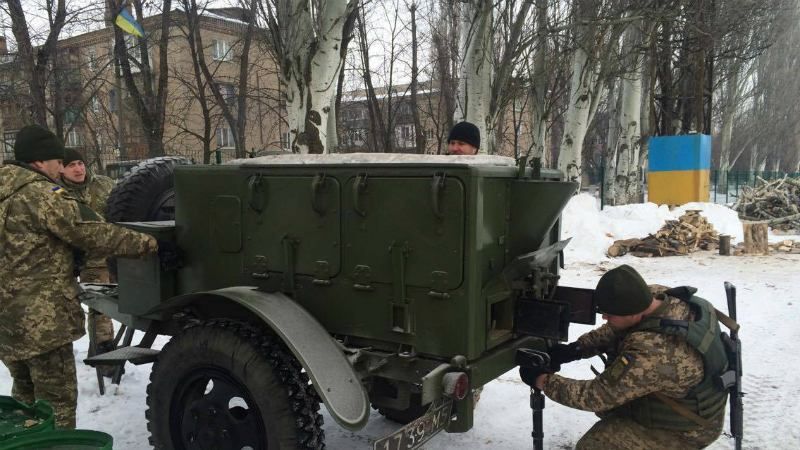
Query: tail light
442 372 469 400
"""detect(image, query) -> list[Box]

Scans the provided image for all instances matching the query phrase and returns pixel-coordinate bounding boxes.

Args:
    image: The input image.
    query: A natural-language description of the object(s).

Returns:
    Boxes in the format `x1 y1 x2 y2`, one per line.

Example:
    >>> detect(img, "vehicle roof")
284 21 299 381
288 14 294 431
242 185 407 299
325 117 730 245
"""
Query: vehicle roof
230 153 518 167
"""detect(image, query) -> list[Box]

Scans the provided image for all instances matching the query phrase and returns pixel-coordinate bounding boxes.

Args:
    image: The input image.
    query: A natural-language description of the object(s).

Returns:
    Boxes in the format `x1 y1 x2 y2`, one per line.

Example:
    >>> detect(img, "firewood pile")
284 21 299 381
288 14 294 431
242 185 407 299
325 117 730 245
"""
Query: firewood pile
607 210 719 257
730 239 800 255
733 176 800 231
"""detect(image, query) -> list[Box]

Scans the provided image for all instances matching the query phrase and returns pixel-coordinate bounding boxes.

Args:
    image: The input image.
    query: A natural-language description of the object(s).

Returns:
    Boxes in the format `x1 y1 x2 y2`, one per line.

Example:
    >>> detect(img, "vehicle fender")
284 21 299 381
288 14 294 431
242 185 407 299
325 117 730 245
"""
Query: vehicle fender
148 286 370 431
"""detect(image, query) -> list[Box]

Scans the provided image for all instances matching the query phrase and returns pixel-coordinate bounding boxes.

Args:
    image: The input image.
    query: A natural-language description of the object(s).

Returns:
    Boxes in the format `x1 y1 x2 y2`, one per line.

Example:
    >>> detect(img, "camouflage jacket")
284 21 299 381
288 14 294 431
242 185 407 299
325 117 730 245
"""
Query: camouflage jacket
0 163 157 361
60 171 115 217
544 287 704 414
60 171 115 270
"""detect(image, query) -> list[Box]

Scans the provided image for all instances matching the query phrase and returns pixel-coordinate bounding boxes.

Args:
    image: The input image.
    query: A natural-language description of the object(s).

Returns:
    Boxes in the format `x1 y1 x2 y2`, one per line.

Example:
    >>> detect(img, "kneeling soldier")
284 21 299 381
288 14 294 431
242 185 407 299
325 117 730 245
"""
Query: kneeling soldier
521 265 728 449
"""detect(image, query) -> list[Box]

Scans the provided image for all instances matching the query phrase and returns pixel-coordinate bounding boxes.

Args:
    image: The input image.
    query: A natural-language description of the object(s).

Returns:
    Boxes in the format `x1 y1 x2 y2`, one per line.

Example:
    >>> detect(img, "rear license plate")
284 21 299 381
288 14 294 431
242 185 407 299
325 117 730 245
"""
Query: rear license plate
373 399 453 450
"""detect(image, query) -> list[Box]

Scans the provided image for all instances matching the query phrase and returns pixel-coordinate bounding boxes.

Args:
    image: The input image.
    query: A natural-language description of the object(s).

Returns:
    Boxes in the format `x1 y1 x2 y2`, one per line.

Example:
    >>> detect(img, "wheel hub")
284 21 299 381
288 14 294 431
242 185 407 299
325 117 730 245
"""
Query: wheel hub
173 368 265 450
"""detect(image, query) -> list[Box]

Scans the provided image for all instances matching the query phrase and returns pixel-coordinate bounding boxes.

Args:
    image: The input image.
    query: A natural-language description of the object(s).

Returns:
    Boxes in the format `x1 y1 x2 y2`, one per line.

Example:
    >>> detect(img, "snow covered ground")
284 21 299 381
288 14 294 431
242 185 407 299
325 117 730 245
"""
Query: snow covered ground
1 195 798 449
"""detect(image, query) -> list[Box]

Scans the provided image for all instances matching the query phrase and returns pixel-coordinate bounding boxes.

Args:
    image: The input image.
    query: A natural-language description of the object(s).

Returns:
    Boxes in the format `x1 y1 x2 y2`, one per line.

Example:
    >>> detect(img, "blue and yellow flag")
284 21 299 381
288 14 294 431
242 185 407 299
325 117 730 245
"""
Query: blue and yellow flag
115 8 144 38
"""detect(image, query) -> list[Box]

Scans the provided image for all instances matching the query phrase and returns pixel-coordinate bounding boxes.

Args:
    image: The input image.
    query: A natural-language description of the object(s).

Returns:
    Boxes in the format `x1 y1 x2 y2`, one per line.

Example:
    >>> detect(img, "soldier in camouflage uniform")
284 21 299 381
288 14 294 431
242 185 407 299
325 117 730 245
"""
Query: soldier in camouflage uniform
0 125 158 429
59 149 117 355
520 265 728 449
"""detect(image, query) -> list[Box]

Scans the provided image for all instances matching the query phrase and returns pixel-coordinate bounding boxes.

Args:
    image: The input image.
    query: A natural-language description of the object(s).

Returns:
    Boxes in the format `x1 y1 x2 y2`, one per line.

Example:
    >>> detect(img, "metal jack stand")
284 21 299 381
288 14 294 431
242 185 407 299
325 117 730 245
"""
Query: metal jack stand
516 348 551 450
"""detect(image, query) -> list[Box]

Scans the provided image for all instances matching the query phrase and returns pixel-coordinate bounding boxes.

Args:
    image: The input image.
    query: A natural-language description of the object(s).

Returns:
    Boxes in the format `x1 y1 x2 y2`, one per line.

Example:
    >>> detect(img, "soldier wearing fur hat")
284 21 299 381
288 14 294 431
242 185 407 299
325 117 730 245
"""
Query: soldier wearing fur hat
59 148 118 365
520 265 729 449
0 124 158 428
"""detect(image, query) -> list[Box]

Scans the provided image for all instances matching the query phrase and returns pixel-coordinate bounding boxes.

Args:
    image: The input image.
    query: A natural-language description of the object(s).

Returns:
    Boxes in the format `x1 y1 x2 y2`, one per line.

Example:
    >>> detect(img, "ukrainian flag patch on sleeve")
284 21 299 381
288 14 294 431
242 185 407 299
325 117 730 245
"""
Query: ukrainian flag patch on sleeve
51 186 65 195
605 353 635 384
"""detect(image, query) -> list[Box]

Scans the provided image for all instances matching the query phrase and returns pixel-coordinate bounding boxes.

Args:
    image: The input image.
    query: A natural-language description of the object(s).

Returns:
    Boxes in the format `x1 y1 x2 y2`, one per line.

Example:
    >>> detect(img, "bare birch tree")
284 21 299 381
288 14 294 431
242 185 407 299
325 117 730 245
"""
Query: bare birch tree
260 0 358 154
557 0 607 186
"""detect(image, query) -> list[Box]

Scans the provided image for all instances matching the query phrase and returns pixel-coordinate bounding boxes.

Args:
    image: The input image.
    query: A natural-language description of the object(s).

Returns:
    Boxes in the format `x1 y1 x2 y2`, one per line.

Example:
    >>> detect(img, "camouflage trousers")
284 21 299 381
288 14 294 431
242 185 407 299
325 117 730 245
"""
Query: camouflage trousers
3 343 77 429
576 413 724 450
81 267 115 344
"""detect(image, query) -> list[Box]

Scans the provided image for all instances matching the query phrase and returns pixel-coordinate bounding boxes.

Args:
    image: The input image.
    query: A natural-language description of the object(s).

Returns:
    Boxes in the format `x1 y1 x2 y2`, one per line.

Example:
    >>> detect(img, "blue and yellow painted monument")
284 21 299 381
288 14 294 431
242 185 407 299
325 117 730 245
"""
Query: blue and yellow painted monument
648 134 711 205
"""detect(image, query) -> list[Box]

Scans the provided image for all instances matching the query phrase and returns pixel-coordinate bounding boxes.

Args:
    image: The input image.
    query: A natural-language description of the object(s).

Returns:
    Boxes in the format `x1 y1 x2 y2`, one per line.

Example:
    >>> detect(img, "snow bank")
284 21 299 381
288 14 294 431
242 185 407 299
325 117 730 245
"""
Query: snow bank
561 194 672 265
561 194 794 265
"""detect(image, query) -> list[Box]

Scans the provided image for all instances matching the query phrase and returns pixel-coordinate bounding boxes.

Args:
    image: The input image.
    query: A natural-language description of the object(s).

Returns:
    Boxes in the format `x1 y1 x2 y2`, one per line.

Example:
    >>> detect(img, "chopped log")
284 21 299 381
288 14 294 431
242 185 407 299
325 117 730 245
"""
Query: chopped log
719 235 731 256
742 221 769 255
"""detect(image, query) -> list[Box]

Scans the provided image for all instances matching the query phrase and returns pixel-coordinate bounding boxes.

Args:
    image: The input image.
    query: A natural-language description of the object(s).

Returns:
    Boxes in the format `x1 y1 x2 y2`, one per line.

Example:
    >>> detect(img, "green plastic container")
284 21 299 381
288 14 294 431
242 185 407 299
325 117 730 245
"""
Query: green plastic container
0 396 55 441
1 430 113 449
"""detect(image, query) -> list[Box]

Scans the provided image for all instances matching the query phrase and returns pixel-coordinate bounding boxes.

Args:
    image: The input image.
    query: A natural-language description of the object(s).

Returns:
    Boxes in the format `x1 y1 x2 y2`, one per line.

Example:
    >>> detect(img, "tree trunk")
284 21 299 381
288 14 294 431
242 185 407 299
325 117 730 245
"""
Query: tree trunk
558 46 596 186
603 79 619 205
180 0 213 162
529 0 549 162
613 22 644 205
456 0 493 154
6 0 67 126
355 4 387 152
265 0 357 154
718 68 740 188
409 2 426 154
113 0 171 157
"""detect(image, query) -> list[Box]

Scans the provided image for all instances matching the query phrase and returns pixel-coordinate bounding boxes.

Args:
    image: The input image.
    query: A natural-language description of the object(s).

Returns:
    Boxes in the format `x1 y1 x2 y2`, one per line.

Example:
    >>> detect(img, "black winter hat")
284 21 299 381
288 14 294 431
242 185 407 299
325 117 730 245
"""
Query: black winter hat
447 121 480 149
63 148 85 165
594 264 652 316
14 124 65 163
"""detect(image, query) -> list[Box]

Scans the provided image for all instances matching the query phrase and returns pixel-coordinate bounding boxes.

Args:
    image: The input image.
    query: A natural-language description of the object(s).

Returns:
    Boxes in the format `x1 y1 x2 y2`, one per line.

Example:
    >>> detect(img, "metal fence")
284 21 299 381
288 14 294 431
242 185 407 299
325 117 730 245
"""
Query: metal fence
711 170 800 204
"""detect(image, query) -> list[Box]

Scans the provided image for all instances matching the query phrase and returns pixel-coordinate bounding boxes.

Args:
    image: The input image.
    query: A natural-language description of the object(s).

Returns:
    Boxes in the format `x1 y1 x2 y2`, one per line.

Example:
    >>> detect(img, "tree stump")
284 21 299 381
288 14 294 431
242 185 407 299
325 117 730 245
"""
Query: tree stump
742 221 769 255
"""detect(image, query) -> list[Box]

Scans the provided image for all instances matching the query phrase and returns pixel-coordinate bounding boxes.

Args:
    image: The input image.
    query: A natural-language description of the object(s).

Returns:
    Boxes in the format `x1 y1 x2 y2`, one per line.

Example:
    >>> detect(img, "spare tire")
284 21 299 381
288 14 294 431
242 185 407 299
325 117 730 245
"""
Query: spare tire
106 156 192 222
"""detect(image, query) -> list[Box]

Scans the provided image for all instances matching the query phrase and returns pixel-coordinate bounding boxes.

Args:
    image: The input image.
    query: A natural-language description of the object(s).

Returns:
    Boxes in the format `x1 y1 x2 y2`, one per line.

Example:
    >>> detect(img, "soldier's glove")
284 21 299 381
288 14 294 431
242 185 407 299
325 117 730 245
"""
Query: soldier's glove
72 249 87 277
547 342 582 371
157 240 183 271
516 348 553 388
519 366 553 388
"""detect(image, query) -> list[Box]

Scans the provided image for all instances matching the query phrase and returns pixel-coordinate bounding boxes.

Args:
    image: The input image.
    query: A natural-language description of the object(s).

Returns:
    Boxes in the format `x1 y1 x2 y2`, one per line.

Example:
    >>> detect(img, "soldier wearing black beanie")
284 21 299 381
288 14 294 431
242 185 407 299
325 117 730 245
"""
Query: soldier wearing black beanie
14 124 66 163
446 121 480 155
11 124 66 180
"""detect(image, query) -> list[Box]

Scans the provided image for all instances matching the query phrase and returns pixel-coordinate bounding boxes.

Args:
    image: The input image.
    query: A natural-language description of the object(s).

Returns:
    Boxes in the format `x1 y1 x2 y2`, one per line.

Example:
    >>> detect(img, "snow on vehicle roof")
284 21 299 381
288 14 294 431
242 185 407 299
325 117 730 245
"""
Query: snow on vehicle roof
230 153 518 166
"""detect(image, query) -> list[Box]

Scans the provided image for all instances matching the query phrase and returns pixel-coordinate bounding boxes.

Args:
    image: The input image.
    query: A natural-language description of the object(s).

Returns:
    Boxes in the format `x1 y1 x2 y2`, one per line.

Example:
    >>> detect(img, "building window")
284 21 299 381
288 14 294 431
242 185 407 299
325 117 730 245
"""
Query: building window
65 130 81 148
88 49 97 70
64 108 80 125
344 128 366 147
395 124 415 148
211 40 231 61
216 126 234 149
281 131 291 150
215 82 236 107
109 89 117 112
3 131 16 161
124 35 143 73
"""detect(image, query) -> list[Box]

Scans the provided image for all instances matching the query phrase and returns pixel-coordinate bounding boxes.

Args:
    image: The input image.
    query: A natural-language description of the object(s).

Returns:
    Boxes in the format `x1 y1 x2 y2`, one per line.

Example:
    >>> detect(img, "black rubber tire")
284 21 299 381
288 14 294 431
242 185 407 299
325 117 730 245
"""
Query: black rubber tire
106 156 192 222
146 319 325 450
375 393 427 425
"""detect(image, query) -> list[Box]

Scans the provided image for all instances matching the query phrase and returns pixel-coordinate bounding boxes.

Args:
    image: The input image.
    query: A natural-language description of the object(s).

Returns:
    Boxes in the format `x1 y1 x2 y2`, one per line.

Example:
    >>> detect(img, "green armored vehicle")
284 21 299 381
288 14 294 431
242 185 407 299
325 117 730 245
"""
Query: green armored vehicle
82 154 591 449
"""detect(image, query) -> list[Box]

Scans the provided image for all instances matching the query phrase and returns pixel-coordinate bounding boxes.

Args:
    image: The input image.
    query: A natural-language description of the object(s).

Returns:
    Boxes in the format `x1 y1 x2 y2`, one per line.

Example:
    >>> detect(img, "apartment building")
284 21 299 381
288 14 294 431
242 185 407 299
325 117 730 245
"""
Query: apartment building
0 8 284 168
